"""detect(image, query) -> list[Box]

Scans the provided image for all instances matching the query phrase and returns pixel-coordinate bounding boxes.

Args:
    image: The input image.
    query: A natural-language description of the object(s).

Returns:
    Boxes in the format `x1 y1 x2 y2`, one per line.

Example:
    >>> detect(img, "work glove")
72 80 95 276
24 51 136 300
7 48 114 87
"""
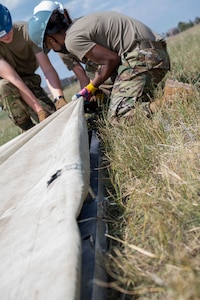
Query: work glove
72 82 98 102
92 89 108 103
54 96 67 110
84 89 106 113
37 109 49 122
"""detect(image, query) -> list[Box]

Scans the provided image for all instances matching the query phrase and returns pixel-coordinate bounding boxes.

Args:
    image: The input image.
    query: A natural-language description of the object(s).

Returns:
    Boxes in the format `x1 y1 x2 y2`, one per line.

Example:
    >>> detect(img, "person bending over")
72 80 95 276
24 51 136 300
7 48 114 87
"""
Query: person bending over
29 2 170 123
0 4 67 131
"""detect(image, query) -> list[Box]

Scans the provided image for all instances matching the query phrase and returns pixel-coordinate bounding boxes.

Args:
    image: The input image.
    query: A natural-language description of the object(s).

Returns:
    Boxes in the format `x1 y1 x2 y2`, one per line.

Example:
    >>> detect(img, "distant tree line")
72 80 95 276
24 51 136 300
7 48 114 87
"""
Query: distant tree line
165 16 200 37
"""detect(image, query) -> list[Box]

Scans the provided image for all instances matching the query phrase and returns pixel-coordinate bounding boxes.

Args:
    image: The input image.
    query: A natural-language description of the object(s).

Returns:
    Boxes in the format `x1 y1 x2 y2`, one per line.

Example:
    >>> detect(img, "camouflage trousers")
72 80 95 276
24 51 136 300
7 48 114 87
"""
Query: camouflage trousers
107 43 170 122
0 74 56 130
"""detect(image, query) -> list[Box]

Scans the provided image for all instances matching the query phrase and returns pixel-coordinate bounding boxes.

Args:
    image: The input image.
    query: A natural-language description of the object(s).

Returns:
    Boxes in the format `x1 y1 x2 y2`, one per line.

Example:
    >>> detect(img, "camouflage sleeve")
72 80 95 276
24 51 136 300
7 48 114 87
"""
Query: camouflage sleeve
58 53 80 71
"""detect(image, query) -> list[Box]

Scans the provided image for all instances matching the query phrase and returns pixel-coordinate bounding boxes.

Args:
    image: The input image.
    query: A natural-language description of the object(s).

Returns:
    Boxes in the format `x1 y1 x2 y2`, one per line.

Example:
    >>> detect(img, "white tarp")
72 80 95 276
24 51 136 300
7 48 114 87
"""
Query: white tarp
0 98 90 300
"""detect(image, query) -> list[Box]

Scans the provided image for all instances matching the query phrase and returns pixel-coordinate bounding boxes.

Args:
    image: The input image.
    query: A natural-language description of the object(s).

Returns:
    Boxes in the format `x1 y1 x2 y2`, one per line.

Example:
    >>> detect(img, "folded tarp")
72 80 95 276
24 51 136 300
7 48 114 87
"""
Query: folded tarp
0 98 90 300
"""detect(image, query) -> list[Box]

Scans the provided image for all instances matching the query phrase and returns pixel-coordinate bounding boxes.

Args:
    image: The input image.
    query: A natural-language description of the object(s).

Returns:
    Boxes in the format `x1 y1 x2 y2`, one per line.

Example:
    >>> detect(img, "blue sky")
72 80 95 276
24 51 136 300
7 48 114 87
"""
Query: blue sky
1 0 200 86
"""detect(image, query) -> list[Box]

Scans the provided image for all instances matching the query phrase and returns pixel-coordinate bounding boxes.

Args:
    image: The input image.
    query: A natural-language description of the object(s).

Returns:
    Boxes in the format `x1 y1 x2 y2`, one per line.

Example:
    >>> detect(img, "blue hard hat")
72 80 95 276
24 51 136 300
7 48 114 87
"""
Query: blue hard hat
28 11 52 54
28 1 64 54
0 4 12 38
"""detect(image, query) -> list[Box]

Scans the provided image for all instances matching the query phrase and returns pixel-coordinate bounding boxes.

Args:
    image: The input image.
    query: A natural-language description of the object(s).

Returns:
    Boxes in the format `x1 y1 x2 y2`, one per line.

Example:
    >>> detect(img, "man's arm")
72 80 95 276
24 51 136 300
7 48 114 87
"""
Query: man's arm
36 51 64 99
84 44 120 88
0 58 44 114
72 63 90 89
72 45 120 101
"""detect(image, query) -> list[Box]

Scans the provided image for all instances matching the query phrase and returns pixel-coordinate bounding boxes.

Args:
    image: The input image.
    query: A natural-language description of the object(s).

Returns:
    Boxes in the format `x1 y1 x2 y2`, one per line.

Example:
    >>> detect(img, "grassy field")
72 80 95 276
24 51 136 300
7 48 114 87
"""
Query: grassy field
0 25 200 300
99 25 200 299
0 110 20 146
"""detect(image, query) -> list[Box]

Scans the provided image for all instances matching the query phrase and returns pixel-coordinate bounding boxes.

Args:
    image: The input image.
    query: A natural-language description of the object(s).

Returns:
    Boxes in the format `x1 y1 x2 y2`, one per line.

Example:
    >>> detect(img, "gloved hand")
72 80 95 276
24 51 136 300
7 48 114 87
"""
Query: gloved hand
72 82 98 102
84 89 108 114
54 96 67 110
37 109 49 122
92 89 108 103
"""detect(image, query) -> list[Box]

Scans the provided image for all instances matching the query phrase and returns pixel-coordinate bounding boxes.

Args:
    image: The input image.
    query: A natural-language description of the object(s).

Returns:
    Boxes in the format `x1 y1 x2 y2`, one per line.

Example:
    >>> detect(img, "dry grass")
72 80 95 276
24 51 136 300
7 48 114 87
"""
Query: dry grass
1 25 200 300
63 81 80 102
98 25 200 299
0 111 20 145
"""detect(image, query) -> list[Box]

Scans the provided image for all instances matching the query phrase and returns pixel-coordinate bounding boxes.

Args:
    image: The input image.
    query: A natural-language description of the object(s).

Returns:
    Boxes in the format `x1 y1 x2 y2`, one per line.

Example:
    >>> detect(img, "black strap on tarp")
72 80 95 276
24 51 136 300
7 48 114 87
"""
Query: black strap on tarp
78 130 108 300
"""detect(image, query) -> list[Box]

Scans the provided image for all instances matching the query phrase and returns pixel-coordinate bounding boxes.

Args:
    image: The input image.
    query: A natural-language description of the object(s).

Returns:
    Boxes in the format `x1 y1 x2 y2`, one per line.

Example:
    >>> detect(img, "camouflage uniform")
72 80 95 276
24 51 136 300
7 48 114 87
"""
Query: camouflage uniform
84 42 170 122
107 40 170 121
0 74 56 130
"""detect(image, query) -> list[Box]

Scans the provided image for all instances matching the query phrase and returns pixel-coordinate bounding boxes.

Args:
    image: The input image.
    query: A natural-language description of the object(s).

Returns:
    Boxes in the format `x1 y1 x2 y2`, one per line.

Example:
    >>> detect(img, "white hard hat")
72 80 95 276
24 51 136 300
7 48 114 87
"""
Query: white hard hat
33 0 64 15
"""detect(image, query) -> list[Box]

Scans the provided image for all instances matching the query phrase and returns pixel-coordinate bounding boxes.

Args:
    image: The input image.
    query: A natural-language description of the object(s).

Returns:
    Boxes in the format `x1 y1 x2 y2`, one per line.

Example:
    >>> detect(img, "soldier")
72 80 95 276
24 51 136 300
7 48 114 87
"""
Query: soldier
29 1 170 123
32 1 112 110
0 4 66 131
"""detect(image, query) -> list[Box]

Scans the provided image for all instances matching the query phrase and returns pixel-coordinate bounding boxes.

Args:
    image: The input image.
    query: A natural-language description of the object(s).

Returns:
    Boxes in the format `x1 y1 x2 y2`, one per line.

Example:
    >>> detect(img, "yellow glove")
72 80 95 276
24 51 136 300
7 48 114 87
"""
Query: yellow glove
72 82 98 102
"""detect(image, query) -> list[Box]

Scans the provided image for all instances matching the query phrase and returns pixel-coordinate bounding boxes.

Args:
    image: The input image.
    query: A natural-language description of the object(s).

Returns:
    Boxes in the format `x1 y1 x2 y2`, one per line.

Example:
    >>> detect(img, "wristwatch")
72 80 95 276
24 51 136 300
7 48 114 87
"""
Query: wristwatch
54 95 65 103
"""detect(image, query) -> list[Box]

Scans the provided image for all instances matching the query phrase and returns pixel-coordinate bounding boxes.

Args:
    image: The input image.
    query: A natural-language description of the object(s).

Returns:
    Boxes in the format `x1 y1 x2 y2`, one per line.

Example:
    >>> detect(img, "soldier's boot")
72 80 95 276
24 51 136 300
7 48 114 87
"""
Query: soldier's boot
150 79 196 113
163 79 195 100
